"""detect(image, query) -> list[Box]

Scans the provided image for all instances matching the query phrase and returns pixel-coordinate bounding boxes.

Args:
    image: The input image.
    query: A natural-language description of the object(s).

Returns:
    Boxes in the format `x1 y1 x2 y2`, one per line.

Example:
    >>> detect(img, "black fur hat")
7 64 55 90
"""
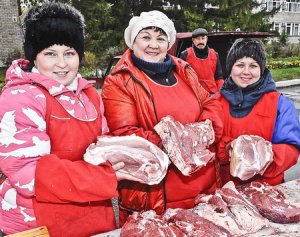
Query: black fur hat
23 2 85 68
226 38 266 75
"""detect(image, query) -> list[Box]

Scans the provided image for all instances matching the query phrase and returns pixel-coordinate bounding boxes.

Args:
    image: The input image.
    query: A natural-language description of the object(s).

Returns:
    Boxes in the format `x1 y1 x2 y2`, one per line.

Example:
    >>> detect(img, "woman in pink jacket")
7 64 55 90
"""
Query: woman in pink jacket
0 2 136 236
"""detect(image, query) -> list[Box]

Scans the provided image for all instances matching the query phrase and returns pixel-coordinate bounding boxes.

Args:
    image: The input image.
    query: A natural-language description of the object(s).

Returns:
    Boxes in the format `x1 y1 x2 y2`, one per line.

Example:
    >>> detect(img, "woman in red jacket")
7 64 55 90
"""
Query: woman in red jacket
102 10 224 214
216 38 300 186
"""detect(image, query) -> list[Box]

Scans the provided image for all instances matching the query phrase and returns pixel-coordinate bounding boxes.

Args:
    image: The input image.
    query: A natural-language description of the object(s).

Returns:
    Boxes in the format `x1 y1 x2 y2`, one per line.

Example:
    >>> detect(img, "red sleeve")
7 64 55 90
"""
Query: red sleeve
35 154 118 203
102 74 162 147
216 136 233 165
216 79 224 91
263 144 299 178
199 96 224 144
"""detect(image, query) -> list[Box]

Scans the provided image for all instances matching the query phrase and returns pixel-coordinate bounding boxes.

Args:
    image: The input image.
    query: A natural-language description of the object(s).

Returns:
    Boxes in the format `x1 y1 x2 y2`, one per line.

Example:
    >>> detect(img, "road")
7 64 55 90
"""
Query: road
276 79 300 181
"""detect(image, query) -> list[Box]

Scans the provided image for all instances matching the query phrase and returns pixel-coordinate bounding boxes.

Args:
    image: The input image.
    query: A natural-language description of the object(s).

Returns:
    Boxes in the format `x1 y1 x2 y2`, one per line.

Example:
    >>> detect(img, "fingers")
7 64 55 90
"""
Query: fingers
115 171 144 183
111 162 125 171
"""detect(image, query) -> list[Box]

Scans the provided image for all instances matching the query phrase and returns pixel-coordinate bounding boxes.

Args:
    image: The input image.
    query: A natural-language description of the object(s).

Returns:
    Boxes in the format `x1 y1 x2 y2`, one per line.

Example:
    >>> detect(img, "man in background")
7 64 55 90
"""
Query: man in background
180 28 224 94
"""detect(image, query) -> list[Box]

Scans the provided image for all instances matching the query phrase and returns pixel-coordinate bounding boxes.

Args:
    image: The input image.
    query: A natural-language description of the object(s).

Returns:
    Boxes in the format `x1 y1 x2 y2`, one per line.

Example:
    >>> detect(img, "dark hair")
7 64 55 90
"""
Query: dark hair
140 26 167 36
226 38 266 75
23 2 85 69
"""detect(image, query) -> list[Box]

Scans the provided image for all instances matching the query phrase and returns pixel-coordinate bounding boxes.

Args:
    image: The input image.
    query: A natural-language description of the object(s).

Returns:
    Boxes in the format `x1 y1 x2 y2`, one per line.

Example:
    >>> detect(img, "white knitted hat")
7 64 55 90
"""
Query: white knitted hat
124 10 176 50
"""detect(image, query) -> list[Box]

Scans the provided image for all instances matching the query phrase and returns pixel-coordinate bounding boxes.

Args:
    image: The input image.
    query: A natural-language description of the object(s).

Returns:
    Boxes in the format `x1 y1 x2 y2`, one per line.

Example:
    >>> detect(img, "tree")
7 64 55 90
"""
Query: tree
20 0 118 67
17 0 278 68
204 0 276 31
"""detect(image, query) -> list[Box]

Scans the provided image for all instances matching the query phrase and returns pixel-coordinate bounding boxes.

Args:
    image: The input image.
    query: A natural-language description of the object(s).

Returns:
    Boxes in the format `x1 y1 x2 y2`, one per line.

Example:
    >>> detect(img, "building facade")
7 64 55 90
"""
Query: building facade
0 0 22 67
262 0 300 43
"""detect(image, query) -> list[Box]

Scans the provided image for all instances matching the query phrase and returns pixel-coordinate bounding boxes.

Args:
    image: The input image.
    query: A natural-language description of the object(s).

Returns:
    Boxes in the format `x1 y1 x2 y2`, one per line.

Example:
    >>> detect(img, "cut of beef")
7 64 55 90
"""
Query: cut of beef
121 208 232 237
84 135 169 185
154 115 215 175
238 181 300 224
193 193 247 236
229 135 273 181
193 181 268 236
216 181 269 234
162 208 232 237
120 210 186 237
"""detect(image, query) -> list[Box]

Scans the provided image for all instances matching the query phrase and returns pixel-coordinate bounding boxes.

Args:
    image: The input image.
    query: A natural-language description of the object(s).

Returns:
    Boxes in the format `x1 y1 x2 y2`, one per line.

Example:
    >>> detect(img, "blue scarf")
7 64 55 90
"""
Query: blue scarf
131 53 175 85
220 68 277 118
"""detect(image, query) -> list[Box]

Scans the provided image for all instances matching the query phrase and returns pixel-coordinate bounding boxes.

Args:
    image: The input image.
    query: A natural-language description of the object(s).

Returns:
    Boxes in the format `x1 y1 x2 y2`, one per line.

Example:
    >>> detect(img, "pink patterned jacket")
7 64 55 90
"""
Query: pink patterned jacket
0 59 109 234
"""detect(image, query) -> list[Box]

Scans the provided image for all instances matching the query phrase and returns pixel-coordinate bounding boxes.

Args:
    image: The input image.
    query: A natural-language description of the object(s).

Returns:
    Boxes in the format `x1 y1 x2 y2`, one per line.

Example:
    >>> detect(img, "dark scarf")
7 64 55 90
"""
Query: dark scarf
131 53 176 86
193 44 209 59
220 68 277 118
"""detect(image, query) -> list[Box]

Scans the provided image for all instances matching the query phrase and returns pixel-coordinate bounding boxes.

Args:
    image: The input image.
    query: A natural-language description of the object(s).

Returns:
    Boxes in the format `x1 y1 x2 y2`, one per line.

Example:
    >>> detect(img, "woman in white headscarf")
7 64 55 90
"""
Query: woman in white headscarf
102 10 224 215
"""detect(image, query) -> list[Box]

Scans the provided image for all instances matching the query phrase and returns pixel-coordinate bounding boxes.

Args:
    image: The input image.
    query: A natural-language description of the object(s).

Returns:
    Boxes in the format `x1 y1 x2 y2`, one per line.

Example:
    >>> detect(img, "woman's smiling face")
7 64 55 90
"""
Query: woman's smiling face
230 56 261 88
132 28 169 63
34 44 79 86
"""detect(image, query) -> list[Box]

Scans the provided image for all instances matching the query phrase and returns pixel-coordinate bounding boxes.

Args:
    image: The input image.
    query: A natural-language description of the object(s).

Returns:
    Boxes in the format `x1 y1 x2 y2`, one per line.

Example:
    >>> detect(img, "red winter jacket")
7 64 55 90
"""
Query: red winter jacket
102 49 224 214
216 92 299 186
33 87 119 237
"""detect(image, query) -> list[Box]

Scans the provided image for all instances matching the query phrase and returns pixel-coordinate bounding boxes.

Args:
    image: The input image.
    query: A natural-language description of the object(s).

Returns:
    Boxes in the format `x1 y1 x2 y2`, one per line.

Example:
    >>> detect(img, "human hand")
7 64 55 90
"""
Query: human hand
115 170 145 183
111 161 145 183
226 142 233 160
111 161 125 171
216 136 233 165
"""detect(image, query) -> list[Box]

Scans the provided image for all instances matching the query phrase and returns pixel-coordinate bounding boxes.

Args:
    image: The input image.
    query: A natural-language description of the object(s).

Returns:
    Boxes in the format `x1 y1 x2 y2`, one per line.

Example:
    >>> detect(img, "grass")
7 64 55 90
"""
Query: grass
0 67 6 90
270 67 300 82
0 67 6 80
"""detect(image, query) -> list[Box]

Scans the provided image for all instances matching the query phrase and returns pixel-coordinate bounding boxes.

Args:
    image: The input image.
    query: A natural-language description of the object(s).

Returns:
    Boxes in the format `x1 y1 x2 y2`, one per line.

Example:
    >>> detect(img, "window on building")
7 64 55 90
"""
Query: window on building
273 23 281 33
293 23 299 35
285 0 300 12
297 0 300 11
286 23 292 35
265 0 281 11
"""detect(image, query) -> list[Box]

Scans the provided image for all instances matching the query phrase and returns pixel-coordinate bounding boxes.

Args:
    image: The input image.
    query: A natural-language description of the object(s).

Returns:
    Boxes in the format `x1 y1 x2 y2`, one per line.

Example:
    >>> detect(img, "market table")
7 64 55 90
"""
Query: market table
92 178 300 237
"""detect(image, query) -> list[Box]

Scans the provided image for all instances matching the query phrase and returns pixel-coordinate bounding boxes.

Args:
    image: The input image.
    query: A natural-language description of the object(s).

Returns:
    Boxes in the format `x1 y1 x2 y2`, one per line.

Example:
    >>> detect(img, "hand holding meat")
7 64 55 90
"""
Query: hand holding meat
229 135 273 181
84 135 169 185
111 162 144 182
154 115 215 175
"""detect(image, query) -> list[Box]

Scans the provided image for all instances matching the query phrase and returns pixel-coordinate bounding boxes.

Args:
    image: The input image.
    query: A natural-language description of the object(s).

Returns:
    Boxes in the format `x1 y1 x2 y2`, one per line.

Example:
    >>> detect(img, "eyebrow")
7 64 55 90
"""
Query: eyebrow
45 48 56 52
45 47 74 52
140 30 167 37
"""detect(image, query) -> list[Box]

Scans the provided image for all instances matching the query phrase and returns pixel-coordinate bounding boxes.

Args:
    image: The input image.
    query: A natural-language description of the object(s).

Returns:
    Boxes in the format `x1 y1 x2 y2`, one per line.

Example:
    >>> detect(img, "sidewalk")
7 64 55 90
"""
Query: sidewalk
275 78 300 88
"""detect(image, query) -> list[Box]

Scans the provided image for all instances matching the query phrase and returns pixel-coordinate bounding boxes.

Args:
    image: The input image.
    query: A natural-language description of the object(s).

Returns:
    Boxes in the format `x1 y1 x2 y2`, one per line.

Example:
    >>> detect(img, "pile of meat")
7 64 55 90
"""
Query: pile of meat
229 135 273 181
120 209 232 237
121 181 300 237
237 181 300 224
84 135 169 185
154 116 215 175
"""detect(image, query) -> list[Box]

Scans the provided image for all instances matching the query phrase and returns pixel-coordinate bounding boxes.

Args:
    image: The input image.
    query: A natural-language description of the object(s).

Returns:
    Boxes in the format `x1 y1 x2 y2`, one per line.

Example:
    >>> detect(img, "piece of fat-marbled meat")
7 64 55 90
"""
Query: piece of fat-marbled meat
84 135 169 185
193 192 247 236
162 208 233 237
154 115 215 176
229 135 273 181
217 181 269 234
238 181 300 223
120 210 186 237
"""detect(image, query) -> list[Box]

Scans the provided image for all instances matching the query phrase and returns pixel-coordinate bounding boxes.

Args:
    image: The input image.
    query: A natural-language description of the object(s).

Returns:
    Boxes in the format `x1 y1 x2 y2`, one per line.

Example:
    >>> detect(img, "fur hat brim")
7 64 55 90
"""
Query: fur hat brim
23 2 85 68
